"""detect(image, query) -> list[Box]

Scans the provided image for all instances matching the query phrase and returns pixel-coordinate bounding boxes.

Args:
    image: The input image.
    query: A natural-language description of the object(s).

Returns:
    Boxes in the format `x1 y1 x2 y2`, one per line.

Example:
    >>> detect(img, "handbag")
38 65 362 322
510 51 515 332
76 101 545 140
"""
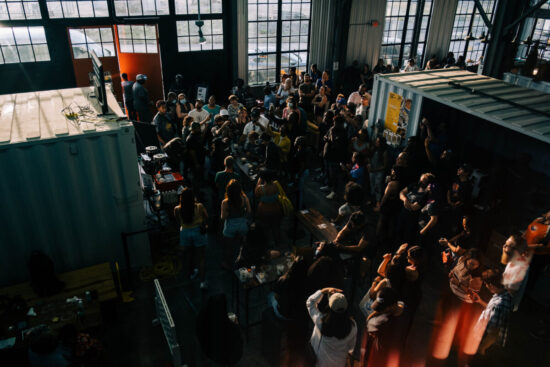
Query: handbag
274 180 294 216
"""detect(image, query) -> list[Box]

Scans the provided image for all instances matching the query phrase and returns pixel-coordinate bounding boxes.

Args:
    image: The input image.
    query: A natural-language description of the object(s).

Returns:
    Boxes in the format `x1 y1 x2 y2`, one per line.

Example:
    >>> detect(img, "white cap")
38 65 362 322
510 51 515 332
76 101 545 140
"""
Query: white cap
136 74 147 81
219 109 229 116
328 293 348 313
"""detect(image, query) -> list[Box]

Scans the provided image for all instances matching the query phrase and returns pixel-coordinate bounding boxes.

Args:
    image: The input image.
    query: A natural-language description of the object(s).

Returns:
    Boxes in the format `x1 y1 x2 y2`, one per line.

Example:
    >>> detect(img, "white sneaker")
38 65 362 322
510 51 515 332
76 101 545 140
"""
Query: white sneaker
190 268 199 280
326 191 336 200
320 186 330 192
200 281 208 289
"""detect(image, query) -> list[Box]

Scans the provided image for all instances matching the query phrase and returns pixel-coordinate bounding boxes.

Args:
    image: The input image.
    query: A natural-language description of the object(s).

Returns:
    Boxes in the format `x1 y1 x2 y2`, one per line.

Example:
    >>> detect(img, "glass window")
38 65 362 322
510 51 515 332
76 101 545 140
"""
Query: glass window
247 0 311 86
176 19 223 52
46 0 109 18
380 0 433 69
114 0 168 16
69 27 115 59
175 0 222 14
0 0 41 20
117 25 158 53
448 0 498 64
0 26 50 64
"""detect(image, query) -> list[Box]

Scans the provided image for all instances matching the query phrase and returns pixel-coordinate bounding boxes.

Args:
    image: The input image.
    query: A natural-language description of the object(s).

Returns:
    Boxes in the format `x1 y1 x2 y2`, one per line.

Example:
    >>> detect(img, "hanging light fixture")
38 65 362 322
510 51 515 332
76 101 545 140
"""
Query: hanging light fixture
195 1 207 45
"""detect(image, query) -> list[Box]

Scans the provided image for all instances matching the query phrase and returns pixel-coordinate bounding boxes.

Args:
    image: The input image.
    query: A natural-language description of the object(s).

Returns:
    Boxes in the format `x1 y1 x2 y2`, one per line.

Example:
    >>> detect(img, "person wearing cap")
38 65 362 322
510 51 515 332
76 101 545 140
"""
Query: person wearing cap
132 74 152 122
240 107 265 144
360 287 405 366
153 100 176 146
306 287 357 367
348 84 368 107
227 95 243 122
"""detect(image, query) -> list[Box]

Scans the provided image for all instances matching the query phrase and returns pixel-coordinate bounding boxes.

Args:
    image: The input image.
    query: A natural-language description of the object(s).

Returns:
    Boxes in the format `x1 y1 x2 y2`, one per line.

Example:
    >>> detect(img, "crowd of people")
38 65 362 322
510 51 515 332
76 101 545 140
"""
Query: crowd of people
120 59 548 367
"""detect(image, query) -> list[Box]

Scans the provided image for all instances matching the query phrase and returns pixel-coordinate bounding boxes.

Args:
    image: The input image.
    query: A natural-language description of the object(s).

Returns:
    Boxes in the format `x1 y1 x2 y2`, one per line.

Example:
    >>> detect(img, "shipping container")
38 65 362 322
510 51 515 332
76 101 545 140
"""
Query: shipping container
0 87 150 286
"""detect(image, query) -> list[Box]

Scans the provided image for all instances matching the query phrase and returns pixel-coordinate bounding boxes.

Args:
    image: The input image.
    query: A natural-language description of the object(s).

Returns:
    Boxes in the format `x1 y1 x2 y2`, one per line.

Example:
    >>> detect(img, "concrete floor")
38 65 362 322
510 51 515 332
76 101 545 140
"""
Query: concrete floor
97 176 550 367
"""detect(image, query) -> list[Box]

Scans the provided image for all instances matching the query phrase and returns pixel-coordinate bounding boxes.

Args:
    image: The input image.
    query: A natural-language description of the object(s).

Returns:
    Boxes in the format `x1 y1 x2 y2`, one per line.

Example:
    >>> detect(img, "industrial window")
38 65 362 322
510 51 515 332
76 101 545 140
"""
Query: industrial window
448 0 498 64
114 0 169 16
0 0 41 20
176 19 223 52
46 0 109 18
380 0 433 69
247 0 311 86
530 18 550 60
69 28 115 59
117 25 157 53
0 26 50 64
175 0 222 14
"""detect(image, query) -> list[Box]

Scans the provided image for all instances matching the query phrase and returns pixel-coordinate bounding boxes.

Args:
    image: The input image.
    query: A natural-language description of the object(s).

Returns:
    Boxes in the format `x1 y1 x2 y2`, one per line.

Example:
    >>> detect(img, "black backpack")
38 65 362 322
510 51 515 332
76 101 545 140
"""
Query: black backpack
28 251 65 297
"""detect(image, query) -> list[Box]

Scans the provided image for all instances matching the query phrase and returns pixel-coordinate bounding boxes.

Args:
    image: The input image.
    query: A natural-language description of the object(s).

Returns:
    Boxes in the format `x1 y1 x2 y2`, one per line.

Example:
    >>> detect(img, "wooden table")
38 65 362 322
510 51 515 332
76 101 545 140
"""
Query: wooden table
295 208 338 244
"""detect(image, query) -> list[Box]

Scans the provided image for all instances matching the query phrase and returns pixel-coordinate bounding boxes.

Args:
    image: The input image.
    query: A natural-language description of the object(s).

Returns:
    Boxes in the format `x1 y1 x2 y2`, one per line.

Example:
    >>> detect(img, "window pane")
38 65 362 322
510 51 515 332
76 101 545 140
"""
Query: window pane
190 35 201 51
18 45 35 62
29 27 46 44
212 35 223 50
7 2 25 19
145 25 156 40
103 42 115 57
94 1 108 16
100 28 113 42
78 1 94 17
132 25 145 39
114 0 127 16
85 28 101 43
142 0 155 15
88 43 102 57
2 45 19 63
120 38 133 52
33 44 50 61
62 1 79 17
146 39 157 53
178 37 190 52
24 2 41 19
177 21 189 36
72 44 88 58
13 27 30 44
133 39 146 53
128 0 142 16
211 0 222 13
175 0 187 14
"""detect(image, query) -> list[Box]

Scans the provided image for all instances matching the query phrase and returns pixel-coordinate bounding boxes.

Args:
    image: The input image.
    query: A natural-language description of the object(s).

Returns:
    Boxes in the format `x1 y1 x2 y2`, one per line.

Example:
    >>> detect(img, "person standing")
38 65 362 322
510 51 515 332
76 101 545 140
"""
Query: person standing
306 288 357 367
203 95 221 127
132 74 152 122
220 179 251 270
174 187 209 289
152 100 176 146
121 73 136 120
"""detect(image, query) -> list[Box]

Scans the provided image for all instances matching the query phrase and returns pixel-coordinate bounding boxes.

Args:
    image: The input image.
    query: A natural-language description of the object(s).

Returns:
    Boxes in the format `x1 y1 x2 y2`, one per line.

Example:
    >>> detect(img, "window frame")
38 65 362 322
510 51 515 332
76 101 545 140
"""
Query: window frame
0 0 42 20
448 0 498 64
113 0 169 17
45 0 109 19
0 26 50 64
117 24 159 54
247 0 312 86
176 18 224 52
68 26 116 59
380 0 434 69
174 0 223 15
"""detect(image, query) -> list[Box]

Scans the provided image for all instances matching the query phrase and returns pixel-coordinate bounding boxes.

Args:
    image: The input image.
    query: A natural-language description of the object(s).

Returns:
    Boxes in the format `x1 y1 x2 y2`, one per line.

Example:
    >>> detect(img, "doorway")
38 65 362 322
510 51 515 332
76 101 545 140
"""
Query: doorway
67 26 122 100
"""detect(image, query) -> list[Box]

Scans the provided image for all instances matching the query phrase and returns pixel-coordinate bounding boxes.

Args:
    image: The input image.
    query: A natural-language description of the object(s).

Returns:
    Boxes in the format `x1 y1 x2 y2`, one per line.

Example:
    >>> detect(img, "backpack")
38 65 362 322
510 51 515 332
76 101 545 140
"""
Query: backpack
28 251 65 297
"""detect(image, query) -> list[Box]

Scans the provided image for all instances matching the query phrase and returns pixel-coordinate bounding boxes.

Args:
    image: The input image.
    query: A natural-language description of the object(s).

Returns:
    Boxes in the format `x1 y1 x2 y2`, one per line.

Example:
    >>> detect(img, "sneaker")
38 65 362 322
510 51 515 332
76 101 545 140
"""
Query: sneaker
320 186 330 192
190 268 199 280
200 281 208 290
326 191 336 200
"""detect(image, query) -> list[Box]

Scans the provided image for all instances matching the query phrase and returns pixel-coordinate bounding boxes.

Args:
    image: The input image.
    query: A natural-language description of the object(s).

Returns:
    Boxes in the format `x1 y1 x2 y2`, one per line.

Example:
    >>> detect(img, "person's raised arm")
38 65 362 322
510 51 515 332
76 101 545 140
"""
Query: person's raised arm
420 215 438 236
377 253 392 277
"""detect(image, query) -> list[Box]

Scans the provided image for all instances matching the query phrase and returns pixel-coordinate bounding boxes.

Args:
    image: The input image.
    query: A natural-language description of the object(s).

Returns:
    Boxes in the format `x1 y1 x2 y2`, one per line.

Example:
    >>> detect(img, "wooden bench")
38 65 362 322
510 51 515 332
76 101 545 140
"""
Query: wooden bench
0 262 117 306
296 208 338 244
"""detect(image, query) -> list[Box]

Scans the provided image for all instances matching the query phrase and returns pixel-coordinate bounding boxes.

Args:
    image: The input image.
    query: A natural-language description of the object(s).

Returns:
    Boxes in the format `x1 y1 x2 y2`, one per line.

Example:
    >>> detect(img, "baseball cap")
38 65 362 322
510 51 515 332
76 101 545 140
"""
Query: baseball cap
220 109 229 116
136 74 147 81
328 293 348 313
191 121 200 130
372 287 398 312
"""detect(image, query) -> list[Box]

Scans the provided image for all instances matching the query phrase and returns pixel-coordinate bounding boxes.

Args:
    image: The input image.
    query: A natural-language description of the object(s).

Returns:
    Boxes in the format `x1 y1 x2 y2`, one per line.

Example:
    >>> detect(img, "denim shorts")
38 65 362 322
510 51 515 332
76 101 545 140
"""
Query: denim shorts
180 226 207 247
223 217 249 239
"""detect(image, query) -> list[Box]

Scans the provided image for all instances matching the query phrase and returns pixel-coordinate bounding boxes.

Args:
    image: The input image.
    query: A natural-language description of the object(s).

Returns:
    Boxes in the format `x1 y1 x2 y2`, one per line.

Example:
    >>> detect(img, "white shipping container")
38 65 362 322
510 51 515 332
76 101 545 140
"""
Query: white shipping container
0 87 150 286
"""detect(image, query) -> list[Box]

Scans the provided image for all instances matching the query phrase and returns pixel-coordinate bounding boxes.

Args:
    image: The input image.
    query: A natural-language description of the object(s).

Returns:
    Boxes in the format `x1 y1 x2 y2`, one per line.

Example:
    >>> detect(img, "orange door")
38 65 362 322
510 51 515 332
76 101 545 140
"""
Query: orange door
67 26 122 101
113 24 165 106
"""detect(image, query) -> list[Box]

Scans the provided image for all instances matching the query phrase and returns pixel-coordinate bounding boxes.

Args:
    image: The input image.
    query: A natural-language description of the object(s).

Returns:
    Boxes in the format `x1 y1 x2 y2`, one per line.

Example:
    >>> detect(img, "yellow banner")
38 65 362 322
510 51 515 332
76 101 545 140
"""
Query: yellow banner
385 92 403 133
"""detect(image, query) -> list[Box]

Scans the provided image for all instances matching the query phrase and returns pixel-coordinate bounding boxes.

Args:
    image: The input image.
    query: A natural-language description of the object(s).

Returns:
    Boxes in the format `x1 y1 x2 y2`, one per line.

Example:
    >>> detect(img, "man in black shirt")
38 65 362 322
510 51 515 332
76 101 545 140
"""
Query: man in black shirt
153 100 176 146
298 74 315 111
260 132 280 171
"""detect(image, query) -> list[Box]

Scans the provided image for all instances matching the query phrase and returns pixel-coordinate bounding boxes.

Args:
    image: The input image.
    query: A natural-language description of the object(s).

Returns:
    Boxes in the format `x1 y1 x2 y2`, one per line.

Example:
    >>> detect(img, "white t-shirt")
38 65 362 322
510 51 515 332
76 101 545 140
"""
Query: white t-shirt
242 121 263 142
503 251 533 292
188 108 210 123
307 290 357 367
403 64 419 72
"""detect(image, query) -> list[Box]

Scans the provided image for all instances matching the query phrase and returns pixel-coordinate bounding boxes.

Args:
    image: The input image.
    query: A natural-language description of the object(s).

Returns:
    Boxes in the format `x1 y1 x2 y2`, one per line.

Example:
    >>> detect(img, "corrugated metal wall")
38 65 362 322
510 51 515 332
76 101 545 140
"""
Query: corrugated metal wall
346 0 387 68
424 0 458 64
0 126 149 286
367 73 424 139
309 0 337 70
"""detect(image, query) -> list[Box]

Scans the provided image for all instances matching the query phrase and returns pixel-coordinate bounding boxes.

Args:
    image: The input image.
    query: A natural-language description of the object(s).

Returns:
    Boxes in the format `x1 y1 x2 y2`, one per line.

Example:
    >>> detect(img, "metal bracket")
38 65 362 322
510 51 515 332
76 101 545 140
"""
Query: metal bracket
503 0 548 34
473 0 492 30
